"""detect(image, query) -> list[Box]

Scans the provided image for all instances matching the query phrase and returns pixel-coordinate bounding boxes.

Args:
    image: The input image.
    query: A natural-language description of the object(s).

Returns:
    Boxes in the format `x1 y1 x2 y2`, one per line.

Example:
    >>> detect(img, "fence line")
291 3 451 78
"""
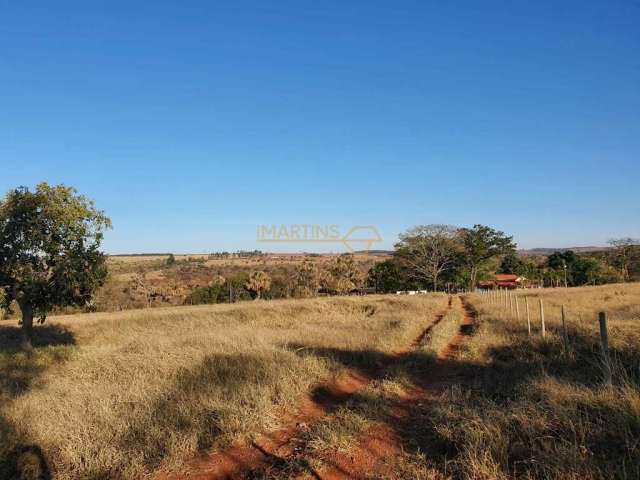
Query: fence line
471 288 613 386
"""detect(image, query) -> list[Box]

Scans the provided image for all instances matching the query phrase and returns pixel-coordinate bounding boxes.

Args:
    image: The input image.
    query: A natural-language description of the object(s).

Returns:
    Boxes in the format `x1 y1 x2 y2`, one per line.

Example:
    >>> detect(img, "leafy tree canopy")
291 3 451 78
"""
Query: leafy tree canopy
459 224 516 288
0 183 111 348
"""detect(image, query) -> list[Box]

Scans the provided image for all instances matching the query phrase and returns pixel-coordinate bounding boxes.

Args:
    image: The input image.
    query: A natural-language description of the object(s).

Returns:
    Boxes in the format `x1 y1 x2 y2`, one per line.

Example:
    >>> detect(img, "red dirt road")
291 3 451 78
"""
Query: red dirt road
154 298 455 480
297 296 476 480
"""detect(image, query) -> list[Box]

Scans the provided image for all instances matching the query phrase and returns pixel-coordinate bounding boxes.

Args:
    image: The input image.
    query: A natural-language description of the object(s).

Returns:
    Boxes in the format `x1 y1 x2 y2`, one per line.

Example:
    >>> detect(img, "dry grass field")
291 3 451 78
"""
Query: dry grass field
285 284 640 479
210 284 638 480
0 294 446 479
444 283 640 479
2 284 639 480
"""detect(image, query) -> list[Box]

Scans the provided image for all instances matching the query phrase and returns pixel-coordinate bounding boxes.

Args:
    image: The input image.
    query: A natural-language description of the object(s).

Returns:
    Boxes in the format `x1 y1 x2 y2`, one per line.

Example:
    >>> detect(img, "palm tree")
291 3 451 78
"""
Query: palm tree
246 271 272 299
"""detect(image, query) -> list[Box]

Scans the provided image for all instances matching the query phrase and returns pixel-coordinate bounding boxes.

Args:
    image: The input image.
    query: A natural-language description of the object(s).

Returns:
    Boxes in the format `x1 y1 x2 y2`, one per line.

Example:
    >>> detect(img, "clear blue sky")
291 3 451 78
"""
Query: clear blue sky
2 1 639 253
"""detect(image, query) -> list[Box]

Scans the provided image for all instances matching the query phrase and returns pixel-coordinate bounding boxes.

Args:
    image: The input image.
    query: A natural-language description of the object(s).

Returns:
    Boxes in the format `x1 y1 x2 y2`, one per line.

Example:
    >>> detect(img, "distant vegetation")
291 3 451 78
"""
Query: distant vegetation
1 183 638 327
370 227 639 293
105 226 639 313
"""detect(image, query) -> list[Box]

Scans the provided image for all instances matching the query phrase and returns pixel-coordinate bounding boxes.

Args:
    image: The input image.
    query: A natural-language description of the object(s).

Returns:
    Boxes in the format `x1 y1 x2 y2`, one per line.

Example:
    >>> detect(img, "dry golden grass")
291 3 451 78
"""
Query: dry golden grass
0 294 446 479
427 284 640 479
258 285 640 480
255 298 466 477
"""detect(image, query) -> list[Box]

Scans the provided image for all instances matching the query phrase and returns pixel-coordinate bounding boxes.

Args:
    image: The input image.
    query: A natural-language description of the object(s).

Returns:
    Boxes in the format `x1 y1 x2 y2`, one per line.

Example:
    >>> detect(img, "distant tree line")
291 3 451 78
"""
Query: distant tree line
496 238 640 287
207 250 264 259
370 227 639 292
186 227 640 305
367 224 516 292
186 253 368 305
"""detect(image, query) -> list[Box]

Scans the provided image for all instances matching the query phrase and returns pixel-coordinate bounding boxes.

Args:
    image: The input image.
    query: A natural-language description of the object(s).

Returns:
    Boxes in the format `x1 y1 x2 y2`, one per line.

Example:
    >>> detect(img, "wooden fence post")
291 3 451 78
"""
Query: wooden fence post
539 298 546 337
509 291 513 316
515 295 521 322
599 312 612 386
525 297 531 336
561 305 569 353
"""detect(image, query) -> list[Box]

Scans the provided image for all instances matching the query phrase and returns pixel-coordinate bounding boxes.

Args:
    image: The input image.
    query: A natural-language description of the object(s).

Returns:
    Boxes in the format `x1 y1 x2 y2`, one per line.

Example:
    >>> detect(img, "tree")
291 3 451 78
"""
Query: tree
209 274 226 287
367 259 404 293
323 254 365 294
245 271 272 299
166 253 176 266
459 224 516 289
571 256 603 286
294 260 320 297
0 183 111 349
608 238 640 282
395 224 461 291
128 271 151 308
547 251 577 287
498 252 526 275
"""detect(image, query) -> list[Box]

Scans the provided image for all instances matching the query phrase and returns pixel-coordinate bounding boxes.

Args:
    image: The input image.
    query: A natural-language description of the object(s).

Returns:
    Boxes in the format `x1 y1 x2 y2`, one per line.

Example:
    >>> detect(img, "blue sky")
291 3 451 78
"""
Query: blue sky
2 1 639 253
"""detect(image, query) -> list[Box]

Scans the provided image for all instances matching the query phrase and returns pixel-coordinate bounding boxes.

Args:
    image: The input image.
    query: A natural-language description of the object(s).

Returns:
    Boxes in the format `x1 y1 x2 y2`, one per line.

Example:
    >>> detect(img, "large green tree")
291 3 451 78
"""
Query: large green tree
367 258 406 293
498 252 526 275
459 224 516 289
0 183 111 349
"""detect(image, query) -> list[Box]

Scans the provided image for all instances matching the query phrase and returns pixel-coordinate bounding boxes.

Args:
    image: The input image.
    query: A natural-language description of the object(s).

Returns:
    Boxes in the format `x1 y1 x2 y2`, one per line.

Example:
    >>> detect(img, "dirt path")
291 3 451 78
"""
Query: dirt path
154 297 454 480
295 295 477 480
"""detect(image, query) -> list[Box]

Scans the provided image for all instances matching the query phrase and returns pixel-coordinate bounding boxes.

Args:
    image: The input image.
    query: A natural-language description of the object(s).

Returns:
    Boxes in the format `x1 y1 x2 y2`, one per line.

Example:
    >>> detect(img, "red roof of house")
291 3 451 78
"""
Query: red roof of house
494 274 519 282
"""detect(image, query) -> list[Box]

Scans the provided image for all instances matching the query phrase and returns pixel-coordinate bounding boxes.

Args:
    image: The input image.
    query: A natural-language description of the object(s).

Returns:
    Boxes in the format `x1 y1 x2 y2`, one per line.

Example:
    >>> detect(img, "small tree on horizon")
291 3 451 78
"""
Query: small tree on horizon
0 183 111 349
608 238 640 282
294 260 320 297
245 271 272 299
324 254 365 294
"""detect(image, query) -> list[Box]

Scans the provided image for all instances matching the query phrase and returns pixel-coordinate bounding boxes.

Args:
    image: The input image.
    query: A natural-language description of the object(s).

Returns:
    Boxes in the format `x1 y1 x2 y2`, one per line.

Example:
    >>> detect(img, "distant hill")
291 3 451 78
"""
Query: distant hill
519 246 609 256
353 250 393 256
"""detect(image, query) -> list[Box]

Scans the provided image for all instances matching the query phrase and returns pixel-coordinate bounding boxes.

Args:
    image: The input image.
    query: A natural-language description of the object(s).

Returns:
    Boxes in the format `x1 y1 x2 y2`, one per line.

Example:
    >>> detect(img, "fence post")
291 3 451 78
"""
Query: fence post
561 305 569 353
508 291 512 315
599 312 612 386
515 295 521 322
539 298 546 337
525 297 531 336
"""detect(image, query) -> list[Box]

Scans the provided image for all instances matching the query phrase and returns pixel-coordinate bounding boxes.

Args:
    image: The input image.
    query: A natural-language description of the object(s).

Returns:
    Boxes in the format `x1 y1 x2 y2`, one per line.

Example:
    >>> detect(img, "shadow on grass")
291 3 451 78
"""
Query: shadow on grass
0 323 75 353
107 351 320 478
0 323 76 479
260 314 640 479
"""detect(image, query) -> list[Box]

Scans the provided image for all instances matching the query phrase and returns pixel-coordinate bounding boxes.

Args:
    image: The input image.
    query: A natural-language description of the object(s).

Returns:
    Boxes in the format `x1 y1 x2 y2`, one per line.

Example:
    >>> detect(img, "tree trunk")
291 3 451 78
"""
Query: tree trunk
432 273 438 292
20 302 34 351
470 266 478 290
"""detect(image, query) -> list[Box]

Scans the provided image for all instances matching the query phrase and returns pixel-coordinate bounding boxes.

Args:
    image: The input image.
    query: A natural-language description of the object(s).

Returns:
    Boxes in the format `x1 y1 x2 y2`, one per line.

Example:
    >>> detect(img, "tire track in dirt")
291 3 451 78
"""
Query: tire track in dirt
154 297 454 480
297 296 477 480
